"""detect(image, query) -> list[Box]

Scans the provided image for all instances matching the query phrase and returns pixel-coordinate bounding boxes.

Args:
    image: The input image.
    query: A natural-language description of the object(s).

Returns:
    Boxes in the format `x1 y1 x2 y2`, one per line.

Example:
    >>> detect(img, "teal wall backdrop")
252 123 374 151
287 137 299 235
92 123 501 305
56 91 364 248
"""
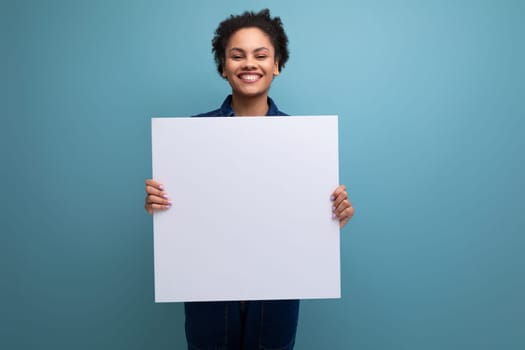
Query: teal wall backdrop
3 0 524 349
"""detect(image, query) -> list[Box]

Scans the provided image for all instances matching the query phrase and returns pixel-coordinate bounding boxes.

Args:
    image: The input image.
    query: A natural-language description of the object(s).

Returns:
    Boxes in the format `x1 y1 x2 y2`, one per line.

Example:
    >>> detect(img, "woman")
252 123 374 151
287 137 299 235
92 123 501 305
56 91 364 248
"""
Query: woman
145 9 354 350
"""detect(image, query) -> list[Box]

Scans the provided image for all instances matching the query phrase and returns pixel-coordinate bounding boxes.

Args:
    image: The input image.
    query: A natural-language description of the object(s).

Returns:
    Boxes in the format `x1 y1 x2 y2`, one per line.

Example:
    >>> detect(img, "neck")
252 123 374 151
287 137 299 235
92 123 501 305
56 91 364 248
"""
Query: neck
231 93 269 116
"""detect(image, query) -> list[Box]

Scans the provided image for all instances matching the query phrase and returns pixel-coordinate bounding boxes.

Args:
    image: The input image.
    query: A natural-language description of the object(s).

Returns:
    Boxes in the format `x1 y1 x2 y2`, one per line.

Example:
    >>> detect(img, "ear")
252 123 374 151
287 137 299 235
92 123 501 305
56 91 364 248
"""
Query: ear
273 61 280 76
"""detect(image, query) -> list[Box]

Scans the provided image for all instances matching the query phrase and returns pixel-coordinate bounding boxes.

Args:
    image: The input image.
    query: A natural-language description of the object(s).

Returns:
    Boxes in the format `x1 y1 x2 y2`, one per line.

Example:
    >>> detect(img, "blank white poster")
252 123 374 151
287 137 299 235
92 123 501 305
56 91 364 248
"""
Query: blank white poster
152 116 340 302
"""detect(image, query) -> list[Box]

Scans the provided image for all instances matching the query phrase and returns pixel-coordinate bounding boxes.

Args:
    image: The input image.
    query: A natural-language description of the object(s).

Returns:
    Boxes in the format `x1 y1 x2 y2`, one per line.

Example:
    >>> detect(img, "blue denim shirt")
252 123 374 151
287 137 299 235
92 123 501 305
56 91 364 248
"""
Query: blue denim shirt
194 95 288 117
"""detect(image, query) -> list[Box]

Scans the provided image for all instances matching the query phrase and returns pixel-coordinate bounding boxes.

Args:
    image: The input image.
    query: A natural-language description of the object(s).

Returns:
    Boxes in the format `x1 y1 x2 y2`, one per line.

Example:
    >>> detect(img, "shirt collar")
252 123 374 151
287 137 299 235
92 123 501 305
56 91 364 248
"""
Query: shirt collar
219 95 281 117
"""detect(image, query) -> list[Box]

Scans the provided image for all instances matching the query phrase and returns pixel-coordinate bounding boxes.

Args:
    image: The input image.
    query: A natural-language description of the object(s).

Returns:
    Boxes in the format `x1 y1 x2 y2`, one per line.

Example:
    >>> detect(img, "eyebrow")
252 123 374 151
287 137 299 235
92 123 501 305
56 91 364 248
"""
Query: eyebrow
229 47 270 53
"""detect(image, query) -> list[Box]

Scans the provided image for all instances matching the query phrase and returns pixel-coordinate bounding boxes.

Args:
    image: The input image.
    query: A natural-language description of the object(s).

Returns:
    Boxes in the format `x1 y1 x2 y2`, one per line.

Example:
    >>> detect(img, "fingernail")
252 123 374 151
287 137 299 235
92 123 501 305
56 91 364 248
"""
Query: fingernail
332 206 336 212
162 194 168 199
330 195 335 201
332 213 337 219
159 185 164 190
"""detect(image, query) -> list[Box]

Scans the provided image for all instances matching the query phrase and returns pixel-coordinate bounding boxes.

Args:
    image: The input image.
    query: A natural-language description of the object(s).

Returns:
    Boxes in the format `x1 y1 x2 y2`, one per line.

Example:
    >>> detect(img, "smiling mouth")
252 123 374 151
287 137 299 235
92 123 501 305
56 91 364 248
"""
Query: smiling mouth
238 73 262 82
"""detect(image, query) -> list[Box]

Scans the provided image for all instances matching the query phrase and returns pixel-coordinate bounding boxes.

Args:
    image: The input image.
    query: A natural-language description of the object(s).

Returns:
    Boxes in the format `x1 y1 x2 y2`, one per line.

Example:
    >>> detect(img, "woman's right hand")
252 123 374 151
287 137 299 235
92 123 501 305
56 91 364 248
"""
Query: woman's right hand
144 179 171 215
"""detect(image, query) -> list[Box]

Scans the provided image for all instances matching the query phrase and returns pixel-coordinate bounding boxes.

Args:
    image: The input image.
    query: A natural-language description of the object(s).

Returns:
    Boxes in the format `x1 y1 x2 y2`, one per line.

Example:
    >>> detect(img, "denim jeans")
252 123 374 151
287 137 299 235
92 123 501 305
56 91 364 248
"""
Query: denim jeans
184 300 300 350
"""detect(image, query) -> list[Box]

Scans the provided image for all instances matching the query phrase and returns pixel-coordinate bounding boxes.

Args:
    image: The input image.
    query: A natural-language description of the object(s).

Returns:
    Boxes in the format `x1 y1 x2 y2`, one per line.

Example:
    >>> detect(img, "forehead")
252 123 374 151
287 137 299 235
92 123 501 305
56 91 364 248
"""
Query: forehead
226 27 275 51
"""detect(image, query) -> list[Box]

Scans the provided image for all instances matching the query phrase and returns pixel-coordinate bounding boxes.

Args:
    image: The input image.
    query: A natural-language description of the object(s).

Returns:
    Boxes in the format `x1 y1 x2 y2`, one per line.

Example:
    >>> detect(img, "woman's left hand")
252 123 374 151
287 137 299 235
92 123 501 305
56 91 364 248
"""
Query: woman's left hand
331 185 354 229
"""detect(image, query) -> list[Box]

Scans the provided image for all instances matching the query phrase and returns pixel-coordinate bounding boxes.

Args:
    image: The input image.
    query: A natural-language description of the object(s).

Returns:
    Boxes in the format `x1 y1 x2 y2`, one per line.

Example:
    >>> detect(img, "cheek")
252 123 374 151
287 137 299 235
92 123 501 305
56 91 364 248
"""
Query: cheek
267 62 278 75
223 62 238 75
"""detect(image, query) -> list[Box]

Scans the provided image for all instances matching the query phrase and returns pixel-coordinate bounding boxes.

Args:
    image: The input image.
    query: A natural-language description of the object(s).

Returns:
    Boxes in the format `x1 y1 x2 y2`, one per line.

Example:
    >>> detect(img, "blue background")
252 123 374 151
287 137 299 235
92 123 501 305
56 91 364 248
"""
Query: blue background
3 0 524 349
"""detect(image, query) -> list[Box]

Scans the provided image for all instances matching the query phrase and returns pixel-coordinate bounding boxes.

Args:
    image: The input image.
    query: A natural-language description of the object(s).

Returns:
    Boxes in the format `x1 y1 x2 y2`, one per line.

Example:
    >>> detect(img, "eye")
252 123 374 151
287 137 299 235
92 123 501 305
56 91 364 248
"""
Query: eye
256 55 268 60
231 55 243 61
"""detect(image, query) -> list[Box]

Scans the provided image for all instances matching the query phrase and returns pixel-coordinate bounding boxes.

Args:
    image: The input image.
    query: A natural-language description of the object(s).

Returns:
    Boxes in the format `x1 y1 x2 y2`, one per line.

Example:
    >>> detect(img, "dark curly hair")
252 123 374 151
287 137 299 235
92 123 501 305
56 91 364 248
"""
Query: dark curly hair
212 9 289 77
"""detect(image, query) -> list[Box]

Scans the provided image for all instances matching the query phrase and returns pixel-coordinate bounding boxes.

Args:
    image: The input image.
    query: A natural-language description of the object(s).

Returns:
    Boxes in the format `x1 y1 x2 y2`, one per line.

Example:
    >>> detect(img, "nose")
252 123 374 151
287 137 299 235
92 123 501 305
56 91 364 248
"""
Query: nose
242 55 256 70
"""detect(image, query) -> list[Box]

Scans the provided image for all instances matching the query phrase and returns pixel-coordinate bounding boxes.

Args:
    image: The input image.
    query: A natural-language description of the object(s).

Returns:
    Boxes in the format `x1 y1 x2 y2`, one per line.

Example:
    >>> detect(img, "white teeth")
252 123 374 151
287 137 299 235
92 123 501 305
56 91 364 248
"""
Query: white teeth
240 74 260 81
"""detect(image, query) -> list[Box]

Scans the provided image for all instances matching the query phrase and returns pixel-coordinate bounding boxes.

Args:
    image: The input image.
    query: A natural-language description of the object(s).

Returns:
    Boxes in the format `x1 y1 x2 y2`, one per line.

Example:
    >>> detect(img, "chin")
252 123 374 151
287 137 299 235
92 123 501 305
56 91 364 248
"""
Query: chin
233 88 269 99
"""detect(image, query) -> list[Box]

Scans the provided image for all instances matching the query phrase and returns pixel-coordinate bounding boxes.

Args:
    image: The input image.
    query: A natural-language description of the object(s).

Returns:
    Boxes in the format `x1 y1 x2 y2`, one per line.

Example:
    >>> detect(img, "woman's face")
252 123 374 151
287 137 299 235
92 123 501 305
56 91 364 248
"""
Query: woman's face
222 27 280 99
